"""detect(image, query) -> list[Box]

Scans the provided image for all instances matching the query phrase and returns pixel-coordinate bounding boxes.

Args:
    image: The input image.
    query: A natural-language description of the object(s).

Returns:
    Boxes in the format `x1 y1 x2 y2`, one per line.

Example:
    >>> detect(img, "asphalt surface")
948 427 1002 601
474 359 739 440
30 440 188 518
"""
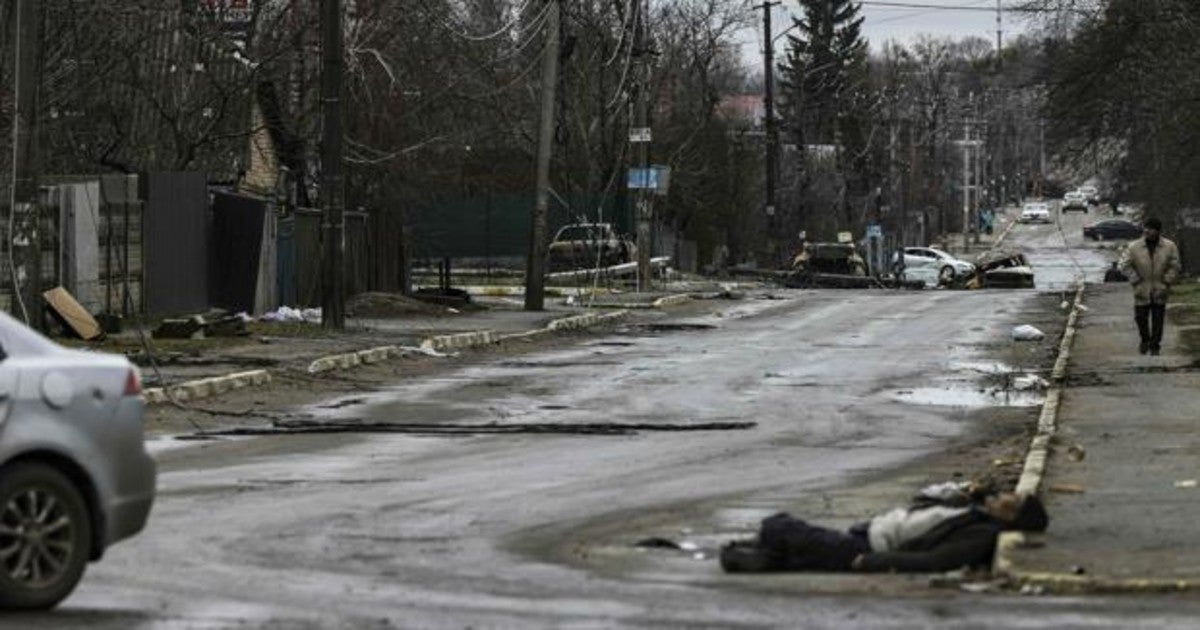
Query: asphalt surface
1006 202 1117 290
19 204 1200 628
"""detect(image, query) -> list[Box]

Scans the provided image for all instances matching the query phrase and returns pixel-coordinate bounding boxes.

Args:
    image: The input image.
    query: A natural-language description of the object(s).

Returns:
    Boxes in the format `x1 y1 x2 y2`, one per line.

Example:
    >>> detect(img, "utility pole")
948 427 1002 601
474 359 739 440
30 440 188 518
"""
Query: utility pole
524 0 560 310
8 0 42 328
756 1 781 268
633 0 652 292
320 0 346 329
961 120 972 250
995 0 1003 70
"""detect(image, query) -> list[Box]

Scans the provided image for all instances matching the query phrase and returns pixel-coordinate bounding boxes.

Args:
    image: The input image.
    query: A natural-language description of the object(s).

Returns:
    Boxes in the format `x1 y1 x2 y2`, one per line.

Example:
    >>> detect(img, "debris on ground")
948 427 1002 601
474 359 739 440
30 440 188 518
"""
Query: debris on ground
1048 483 1086 494
43 286 105 340
1012 325 1045 341
1012 375 1050 391
1019 584 1047 597
261 306 322 323
1173 479 1198 489
347 292 455 318
635 537 682 550
1066 444 1087 462
154 315 207 339
207 314 250 337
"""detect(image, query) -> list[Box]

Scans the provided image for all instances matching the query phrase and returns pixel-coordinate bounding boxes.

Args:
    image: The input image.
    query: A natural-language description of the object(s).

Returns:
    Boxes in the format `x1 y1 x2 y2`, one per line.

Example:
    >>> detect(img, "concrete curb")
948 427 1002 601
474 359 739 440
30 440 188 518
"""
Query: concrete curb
149 310 632 406
144 370 272 405
992 214 1019 249
420 330 500 352
546 309 630 331
585 294 693 310
307 345 410 374
991 285 1154 592
651 294 693 309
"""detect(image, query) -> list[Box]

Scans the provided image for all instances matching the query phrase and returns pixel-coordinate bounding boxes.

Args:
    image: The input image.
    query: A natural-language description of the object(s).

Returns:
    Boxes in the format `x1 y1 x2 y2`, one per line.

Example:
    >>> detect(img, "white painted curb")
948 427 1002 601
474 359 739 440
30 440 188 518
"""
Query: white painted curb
420 331 499 352
546 310 630 332
307 345 409 374
994 285 1085 578
144 369 272 405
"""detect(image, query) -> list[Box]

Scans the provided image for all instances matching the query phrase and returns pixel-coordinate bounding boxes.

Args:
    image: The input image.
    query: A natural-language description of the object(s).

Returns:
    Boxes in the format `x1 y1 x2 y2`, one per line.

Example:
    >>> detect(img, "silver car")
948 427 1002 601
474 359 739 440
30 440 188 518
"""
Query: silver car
0 311 155 609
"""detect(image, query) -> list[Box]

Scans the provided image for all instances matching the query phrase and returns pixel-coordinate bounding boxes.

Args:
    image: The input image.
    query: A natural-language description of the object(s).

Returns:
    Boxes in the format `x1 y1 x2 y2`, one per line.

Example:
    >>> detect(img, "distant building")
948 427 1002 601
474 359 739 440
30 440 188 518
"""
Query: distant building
718 95 765 129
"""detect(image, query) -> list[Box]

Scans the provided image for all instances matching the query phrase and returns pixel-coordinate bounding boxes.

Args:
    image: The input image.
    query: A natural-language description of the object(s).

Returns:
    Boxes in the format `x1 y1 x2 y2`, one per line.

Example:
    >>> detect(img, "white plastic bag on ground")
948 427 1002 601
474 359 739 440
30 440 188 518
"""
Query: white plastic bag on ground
1012 325 1045 341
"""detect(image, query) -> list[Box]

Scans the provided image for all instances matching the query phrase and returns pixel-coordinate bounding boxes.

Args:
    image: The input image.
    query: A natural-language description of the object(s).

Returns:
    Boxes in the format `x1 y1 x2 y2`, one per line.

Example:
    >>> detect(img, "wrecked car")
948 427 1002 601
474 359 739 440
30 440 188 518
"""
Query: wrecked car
785 242 870 288
966 250 1036 289
546 223 636 271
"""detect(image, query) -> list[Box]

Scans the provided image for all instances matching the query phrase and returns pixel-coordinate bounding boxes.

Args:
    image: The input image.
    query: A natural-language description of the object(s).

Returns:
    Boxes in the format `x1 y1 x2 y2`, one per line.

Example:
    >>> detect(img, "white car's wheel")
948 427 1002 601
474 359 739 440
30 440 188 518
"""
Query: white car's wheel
939 265 956 284
0 463 91 610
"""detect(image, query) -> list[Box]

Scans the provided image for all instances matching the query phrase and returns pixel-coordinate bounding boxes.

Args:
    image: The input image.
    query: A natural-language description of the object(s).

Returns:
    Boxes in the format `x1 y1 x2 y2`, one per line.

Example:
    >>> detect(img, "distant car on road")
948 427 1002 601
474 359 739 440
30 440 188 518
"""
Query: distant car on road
1020 202 1052 224
1077 185 1101 205
1062 191 1089 212
1083 219 1142 241
546 223 636 271
0 312 155 609
894 247 976 284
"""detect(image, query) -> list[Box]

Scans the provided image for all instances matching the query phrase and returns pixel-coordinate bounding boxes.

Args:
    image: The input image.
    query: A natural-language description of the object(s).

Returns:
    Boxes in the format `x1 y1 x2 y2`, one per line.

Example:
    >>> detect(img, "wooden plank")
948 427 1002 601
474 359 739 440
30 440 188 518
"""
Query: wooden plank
42 286 104 340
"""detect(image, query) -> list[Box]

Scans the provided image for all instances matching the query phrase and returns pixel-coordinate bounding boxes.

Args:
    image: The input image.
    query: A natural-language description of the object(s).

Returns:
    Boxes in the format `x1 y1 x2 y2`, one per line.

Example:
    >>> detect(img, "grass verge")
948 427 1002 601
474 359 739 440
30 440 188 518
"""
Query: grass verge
1169 280 1200 359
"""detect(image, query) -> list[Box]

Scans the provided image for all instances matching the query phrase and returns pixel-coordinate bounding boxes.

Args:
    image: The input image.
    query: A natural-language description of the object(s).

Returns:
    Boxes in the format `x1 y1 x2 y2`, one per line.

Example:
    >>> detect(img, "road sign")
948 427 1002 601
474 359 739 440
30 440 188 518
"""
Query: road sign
627 166 671 195
866 223 882 238
629 127 652 143
627 168 658 190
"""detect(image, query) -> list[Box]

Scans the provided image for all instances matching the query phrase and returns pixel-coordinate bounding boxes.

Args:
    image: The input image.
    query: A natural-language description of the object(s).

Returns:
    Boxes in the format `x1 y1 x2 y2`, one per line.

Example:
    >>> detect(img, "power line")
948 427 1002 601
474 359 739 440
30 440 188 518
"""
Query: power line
859 1 1038 11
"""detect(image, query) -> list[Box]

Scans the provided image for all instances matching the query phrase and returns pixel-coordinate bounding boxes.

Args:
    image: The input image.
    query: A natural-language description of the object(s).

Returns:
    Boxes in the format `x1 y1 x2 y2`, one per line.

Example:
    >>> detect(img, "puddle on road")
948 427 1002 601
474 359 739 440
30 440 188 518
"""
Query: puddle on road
952 361 1016 375
891 387 1043 408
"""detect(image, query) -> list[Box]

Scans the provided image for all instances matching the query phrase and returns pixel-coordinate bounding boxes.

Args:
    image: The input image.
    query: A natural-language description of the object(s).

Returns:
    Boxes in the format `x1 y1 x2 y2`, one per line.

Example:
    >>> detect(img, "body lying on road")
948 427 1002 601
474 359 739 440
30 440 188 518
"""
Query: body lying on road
720 481 1048 574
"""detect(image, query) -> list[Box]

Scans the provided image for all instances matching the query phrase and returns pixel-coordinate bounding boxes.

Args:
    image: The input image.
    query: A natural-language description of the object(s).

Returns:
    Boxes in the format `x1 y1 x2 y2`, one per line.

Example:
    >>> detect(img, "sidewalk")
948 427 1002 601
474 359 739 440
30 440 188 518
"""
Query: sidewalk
941 204 1020 258
1005 284 1200 587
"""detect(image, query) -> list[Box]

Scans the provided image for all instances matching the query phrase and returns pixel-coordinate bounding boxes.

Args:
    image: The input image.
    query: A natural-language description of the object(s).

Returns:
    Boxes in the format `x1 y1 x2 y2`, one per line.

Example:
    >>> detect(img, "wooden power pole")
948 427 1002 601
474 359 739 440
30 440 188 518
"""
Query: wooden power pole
633 0 652 292
320 0 346 329
8 0 42 328
756 1 781 268
524 0 560 311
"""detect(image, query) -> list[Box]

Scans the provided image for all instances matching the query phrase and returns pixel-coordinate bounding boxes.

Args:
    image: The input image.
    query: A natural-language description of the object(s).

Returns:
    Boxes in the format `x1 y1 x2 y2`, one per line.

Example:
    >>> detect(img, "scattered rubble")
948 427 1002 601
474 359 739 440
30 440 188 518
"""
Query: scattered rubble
1012 325 1045 341
261 306 322 323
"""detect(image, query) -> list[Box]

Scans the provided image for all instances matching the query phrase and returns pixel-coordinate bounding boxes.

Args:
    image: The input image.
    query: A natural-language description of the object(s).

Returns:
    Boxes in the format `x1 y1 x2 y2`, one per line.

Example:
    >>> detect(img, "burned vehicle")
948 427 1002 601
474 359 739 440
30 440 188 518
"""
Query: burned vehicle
785 242 870 288
967 250 1035 289
546 223 636 271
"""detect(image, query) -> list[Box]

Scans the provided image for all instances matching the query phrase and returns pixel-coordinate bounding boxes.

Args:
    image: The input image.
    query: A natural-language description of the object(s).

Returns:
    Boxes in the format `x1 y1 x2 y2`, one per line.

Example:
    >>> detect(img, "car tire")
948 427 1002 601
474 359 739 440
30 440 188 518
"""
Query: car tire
0 462 92 610
939 265 956 284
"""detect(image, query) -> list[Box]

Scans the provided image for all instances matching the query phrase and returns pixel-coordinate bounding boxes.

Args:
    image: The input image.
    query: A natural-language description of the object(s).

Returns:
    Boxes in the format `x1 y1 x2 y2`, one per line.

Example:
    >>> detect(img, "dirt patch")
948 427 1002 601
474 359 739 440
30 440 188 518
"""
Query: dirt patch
346 292 462 318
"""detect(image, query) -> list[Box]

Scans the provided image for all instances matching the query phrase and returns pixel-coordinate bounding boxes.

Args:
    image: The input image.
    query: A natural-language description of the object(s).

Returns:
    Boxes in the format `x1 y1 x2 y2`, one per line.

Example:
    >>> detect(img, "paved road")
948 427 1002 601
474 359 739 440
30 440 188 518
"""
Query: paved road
23 213 1196 628
1006 202 1118 290
9 290 1052 627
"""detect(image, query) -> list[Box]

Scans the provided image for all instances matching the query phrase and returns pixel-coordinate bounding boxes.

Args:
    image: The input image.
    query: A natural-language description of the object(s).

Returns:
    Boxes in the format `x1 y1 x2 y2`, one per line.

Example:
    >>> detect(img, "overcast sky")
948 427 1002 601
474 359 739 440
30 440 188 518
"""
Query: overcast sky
740 1 1033 66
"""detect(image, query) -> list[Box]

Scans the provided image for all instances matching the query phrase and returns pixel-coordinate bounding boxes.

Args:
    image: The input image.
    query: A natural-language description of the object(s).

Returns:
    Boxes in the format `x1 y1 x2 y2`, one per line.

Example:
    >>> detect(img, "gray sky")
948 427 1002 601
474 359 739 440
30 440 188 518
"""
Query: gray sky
741 0 1033 66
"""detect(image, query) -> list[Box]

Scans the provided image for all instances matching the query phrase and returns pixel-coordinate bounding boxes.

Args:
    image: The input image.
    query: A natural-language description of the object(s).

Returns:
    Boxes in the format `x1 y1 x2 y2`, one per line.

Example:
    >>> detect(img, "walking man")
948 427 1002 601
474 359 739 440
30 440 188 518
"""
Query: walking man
1119 217 1182 356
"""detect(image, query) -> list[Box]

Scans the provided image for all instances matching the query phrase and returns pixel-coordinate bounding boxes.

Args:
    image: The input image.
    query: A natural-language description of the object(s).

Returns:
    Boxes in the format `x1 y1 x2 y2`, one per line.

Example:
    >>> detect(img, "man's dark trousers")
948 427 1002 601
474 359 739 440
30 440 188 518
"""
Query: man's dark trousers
759 513 870 571
1135 303 1166 350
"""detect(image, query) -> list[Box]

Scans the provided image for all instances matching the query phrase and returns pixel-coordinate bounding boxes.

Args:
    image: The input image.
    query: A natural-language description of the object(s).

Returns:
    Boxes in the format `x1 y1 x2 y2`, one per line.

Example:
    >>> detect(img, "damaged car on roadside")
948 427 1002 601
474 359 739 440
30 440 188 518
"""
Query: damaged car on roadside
785 242 870 288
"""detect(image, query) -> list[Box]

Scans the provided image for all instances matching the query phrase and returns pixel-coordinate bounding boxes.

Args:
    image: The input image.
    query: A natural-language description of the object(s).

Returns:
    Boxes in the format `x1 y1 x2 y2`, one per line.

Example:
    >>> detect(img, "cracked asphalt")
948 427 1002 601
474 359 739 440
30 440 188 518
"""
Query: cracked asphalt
16 206 1200 628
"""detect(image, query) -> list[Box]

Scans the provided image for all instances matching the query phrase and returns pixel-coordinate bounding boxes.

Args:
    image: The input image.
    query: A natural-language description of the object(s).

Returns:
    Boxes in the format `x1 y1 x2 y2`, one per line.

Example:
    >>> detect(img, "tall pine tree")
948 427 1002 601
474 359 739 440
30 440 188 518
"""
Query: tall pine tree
778 0 869 233
779 0 868 147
